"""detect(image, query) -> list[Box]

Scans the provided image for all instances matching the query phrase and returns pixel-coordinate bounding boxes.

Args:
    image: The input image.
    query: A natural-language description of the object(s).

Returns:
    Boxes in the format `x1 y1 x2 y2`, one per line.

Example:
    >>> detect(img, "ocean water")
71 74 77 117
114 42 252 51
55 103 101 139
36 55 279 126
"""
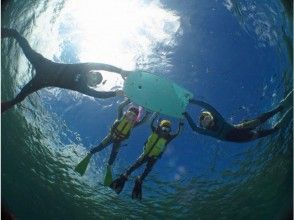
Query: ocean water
1 0 293 219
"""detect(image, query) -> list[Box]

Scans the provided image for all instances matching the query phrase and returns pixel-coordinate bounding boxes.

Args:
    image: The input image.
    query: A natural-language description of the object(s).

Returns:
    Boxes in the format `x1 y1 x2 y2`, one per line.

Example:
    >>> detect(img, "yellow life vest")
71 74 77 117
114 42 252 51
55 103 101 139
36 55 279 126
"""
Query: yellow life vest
112 116 134 140
143 132 167 157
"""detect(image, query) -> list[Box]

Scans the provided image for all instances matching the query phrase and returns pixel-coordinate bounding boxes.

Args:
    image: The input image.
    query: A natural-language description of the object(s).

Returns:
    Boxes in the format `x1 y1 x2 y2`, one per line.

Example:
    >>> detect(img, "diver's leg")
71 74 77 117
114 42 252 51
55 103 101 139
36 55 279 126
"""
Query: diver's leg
237 127 280 142
138 157 157 181
280 90 293 110
1 28 48 68
2 78 41 113
273 107 293 130
90 135 113 155
109 152 148 193
235 105 283 130
124 154 149 177
107 142 121 166
103 142 121 186
132 157 157 200
251 129 278 140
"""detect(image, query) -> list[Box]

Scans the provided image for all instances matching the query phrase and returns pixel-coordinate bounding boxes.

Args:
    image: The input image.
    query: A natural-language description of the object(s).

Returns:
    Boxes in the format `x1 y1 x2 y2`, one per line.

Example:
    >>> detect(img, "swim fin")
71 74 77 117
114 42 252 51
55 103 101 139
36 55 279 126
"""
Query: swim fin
103 166 113 186
131 177 142 200
1 101 13 114
75 153 92 176
1 28 18 38
110 175 127 194
274 107 293 129
280 90 293 110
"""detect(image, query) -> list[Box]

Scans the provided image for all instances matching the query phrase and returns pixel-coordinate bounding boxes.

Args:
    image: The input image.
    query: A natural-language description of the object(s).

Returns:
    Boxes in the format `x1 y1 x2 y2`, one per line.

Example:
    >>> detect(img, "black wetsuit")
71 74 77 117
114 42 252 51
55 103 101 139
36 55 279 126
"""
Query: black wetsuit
1 28 124 113
89 99 149 167
184 99 282 143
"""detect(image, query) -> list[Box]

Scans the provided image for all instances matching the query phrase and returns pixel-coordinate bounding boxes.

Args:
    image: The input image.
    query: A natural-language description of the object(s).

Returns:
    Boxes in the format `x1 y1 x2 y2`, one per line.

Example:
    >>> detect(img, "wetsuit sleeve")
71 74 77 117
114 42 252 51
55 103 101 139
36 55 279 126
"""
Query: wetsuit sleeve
117 98 131 120
87 63 123 74
165 134 177 145
189 99 225 122
183 112 211 135
134 111 152 127
150 114 158 132
82 87 117 99
170 121 184 138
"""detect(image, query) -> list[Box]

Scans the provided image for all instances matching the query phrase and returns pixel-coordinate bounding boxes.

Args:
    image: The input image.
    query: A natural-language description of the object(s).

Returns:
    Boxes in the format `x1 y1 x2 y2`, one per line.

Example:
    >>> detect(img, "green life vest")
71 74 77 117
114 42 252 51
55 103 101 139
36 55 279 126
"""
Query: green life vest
143 132 167 157
112 116 134 140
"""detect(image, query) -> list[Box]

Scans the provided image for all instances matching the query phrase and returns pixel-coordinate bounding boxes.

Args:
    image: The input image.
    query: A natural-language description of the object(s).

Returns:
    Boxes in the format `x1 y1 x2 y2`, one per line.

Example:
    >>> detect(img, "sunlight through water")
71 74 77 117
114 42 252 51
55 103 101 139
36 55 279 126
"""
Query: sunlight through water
28 0 182 94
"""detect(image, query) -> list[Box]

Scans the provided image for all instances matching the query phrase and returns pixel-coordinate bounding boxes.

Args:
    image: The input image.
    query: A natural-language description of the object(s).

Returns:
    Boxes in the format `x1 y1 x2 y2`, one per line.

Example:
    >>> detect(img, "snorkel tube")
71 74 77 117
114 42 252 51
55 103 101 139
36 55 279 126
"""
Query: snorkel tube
136 106 144 122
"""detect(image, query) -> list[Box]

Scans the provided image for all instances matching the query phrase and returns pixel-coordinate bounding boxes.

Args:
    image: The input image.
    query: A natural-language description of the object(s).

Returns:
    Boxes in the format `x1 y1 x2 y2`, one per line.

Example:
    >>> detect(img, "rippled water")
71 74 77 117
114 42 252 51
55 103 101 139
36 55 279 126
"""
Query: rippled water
1 0 293 219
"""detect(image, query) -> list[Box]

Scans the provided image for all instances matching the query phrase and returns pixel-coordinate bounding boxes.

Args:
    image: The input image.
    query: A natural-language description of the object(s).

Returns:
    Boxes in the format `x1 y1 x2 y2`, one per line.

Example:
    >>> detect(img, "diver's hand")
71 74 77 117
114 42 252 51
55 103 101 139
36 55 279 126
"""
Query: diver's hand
120 70 133 79
115 90 124 97
179 118 185 126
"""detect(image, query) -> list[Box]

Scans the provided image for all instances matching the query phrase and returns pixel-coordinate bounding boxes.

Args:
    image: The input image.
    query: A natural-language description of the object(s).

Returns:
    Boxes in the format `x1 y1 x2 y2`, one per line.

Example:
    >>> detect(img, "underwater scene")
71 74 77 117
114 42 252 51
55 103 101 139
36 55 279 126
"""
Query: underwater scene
1 0 293 219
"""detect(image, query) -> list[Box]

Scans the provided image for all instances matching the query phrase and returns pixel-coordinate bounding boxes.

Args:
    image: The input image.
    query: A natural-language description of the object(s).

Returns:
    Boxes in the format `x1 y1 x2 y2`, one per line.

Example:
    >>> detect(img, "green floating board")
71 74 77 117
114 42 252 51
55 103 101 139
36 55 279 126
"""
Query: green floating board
123 71 193 118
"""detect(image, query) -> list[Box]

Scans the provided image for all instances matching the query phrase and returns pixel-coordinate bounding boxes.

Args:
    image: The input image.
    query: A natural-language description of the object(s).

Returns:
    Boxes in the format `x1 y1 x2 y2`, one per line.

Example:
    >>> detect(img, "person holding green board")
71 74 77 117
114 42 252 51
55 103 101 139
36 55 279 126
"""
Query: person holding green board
1 28 129 113
75 98 151 186
110 114 184 200
184 90 293 142
122 70 292 143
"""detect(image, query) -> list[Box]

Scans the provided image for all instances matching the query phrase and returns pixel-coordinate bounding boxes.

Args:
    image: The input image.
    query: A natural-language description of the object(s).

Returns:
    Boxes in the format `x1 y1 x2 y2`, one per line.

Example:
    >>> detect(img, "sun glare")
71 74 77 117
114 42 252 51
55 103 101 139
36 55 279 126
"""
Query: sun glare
30 0 181 93
60 0 181 70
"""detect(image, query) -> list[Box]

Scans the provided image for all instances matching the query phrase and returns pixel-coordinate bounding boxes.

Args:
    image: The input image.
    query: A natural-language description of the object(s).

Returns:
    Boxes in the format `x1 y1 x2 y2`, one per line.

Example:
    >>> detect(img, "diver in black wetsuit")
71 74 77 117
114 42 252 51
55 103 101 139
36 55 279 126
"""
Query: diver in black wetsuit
184 91 293 143
1 28 130 113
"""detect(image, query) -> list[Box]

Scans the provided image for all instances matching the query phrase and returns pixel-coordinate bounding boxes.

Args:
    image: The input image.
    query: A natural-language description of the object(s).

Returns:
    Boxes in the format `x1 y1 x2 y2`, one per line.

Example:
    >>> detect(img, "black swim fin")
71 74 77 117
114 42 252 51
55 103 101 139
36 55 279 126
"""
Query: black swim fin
1 101 13 114
110 175 127 194
131 177 142 200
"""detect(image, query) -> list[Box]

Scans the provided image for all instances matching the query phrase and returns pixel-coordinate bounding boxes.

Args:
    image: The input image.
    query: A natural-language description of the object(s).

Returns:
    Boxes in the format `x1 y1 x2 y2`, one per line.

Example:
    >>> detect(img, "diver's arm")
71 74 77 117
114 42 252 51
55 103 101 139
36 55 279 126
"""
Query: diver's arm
117 98 131 120
87 63 131 78
151 114 158 132
170 120 184 137
189 99 225 122
87 63 123 73
183 112 211 135
83 87 117 99
135 111 152 127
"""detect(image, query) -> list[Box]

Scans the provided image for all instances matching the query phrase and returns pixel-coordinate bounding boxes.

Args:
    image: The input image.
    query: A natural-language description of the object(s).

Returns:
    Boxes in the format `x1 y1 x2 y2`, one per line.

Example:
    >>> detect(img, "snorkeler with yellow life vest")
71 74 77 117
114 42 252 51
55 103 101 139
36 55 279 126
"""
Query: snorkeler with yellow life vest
110 114 184 200
75 98 151 186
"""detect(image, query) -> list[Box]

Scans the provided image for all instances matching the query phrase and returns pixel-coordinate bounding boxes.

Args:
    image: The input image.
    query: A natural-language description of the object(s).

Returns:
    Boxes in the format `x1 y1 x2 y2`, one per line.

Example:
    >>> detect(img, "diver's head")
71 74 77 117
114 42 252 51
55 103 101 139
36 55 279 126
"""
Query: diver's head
199 111 215 129
86 71 103 87
125 107 139 122
159 119 171 133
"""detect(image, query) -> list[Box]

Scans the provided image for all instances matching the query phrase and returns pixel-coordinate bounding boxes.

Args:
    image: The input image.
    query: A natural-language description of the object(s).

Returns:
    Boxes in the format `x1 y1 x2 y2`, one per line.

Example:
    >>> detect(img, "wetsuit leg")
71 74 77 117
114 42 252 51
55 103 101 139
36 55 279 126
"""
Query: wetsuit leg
125 154 149 176
253 129 278 139
225 127 278 142
234 105 283 130
107 142 121 166
1 28 48 68
2 78 42 113
139 157 157 181
90 135 113 154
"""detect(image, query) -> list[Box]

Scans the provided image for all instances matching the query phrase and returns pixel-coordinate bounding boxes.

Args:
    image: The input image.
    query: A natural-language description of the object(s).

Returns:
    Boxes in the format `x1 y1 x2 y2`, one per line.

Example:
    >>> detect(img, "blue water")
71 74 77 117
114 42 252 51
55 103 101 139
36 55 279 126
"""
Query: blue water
1 0 293 219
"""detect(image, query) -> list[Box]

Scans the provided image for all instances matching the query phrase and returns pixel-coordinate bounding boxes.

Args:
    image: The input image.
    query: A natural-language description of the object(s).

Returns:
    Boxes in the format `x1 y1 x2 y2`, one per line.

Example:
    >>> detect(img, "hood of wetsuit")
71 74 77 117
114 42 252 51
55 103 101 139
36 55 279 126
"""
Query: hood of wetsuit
199 111 215 129
87 71 103 87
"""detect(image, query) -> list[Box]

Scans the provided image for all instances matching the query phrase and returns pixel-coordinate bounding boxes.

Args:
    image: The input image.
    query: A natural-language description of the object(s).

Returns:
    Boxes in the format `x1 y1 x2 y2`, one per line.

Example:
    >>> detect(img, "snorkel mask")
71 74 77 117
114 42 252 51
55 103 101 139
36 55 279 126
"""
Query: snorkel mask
199 111 215 129
125 107 139 123
159 120 171 133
